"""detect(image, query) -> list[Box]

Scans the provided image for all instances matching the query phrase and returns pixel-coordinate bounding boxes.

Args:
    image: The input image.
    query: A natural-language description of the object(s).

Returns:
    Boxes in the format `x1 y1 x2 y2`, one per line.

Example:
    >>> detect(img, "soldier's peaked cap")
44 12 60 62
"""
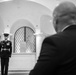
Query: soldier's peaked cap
3 33 9 37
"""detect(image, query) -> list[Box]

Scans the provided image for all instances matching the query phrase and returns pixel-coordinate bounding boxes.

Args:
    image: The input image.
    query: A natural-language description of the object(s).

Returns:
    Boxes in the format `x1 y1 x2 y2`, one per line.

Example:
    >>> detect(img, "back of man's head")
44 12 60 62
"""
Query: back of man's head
53 1 76 32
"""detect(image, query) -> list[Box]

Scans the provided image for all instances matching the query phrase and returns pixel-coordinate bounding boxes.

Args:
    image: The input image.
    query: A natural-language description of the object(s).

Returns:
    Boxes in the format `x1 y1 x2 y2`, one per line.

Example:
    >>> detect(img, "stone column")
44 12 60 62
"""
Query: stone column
34 28 45 61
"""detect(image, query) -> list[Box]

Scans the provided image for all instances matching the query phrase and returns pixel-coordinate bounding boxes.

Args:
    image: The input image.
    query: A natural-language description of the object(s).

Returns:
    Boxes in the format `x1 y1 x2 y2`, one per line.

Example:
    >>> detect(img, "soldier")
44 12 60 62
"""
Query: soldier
0 33 12 75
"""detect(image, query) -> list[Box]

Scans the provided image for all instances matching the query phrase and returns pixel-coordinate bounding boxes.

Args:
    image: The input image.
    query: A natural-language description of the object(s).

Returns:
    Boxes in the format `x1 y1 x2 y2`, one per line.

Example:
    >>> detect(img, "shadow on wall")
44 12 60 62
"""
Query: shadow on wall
40 15 56 36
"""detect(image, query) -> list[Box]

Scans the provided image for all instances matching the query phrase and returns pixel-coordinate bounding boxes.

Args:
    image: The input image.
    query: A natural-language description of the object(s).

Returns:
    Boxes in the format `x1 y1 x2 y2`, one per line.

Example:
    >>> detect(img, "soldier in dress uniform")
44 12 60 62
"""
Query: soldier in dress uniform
0 33 12 75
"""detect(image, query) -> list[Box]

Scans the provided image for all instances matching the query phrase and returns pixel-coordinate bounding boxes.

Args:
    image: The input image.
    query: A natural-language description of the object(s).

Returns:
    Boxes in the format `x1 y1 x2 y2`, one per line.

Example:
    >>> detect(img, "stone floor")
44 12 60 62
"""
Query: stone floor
0 70 29 75
9 73 29 75
0 73 29 75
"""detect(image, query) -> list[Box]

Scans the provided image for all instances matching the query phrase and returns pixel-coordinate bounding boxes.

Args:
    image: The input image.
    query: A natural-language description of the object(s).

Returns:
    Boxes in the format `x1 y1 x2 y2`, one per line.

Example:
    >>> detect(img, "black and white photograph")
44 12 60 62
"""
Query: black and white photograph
0 0 76 75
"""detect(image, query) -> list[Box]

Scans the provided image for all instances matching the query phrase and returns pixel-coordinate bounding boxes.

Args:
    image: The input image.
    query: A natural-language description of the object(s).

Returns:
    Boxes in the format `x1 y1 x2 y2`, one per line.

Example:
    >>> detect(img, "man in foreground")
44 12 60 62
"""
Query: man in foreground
29 1 76 75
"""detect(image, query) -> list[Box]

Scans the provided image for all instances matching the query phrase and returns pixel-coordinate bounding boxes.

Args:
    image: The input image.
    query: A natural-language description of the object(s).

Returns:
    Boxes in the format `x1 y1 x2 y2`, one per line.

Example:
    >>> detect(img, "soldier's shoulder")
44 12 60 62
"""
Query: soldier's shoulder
0 40 5 43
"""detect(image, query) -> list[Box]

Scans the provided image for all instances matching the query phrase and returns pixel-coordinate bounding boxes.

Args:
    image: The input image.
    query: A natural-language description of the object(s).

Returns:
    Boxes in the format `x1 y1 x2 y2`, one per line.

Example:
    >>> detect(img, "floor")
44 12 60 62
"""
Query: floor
0 71 29 75
9 73 29 75
0 73 29 75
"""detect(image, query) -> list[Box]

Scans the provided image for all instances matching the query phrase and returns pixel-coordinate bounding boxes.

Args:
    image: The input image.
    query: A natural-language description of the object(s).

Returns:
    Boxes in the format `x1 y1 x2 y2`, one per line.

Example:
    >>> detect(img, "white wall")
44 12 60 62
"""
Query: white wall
29 0 76 12
0 0 51 34
0 0 53 71
40 15 56 35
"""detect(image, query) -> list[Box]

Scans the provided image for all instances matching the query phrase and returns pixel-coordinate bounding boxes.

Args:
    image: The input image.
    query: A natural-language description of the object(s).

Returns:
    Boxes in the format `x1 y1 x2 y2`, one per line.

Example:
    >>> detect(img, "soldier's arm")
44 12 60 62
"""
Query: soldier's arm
0 41 2 57
0 42 1 52
10 41 12 56
0 41 2 52
0 42 1 51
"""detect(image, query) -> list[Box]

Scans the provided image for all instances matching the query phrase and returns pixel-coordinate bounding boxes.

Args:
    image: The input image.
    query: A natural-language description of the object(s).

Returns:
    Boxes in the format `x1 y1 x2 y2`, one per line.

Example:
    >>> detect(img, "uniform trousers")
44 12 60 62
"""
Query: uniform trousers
1 58 9 75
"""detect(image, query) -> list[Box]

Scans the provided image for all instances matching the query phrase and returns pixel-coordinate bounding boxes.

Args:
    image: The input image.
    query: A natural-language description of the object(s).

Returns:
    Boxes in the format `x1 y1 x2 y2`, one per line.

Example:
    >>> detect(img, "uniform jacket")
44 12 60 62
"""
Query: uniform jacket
0 40 12 58
29 25 76 75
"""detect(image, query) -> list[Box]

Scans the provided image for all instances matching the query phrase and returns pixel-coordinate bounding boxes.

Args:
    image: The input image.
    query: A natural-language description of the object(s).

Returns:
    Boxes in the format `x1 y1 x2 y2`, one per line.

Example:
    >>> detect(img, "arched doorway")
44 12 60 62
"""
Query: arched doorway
14 26 36 54
9 26 36 71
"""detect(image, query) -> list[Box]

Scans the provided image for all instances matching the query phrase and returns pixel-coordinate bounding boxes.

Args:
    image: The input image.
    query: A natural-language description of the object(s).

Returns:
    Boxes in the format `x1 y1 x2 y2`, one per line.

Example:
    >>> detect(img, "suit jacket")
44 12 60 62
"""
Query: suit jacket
0 40 12 58
29 25 76 75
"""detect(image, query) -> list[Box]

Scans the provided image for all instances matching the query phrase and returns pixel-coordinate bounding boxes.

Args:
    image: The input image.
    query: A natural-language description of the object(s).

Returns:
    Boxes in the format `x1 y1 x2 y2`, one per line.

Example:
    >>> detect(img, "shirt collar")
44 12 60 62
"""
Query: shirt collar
61 25 70 32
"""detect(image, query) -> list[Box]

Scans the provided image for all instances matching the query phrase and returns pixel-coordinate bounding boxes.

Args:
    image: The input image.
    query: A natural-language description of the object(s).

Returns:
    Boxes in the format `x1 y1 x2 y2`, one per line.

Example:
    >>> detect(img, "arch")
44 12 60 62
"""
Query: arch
10 19 35 36
10 19 36 53
14 26 36 53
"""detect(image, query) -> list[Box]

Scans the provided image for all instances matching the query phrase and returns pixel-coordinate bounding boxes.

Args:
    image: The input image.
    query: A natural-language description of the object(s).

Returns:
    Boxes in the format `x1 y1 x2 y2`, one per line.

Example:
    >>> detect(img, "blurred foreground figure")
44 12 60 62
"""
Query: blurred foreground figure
29 1 76 75
0 33 12 75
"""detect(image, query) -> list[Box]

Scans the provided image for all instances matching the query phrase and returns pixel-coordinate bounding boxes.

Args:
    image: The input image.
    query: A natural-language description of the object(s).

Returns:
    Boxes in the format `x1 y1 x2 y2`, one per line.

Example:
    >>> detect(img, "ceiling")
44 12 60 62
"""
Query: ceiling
0 0 76 12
